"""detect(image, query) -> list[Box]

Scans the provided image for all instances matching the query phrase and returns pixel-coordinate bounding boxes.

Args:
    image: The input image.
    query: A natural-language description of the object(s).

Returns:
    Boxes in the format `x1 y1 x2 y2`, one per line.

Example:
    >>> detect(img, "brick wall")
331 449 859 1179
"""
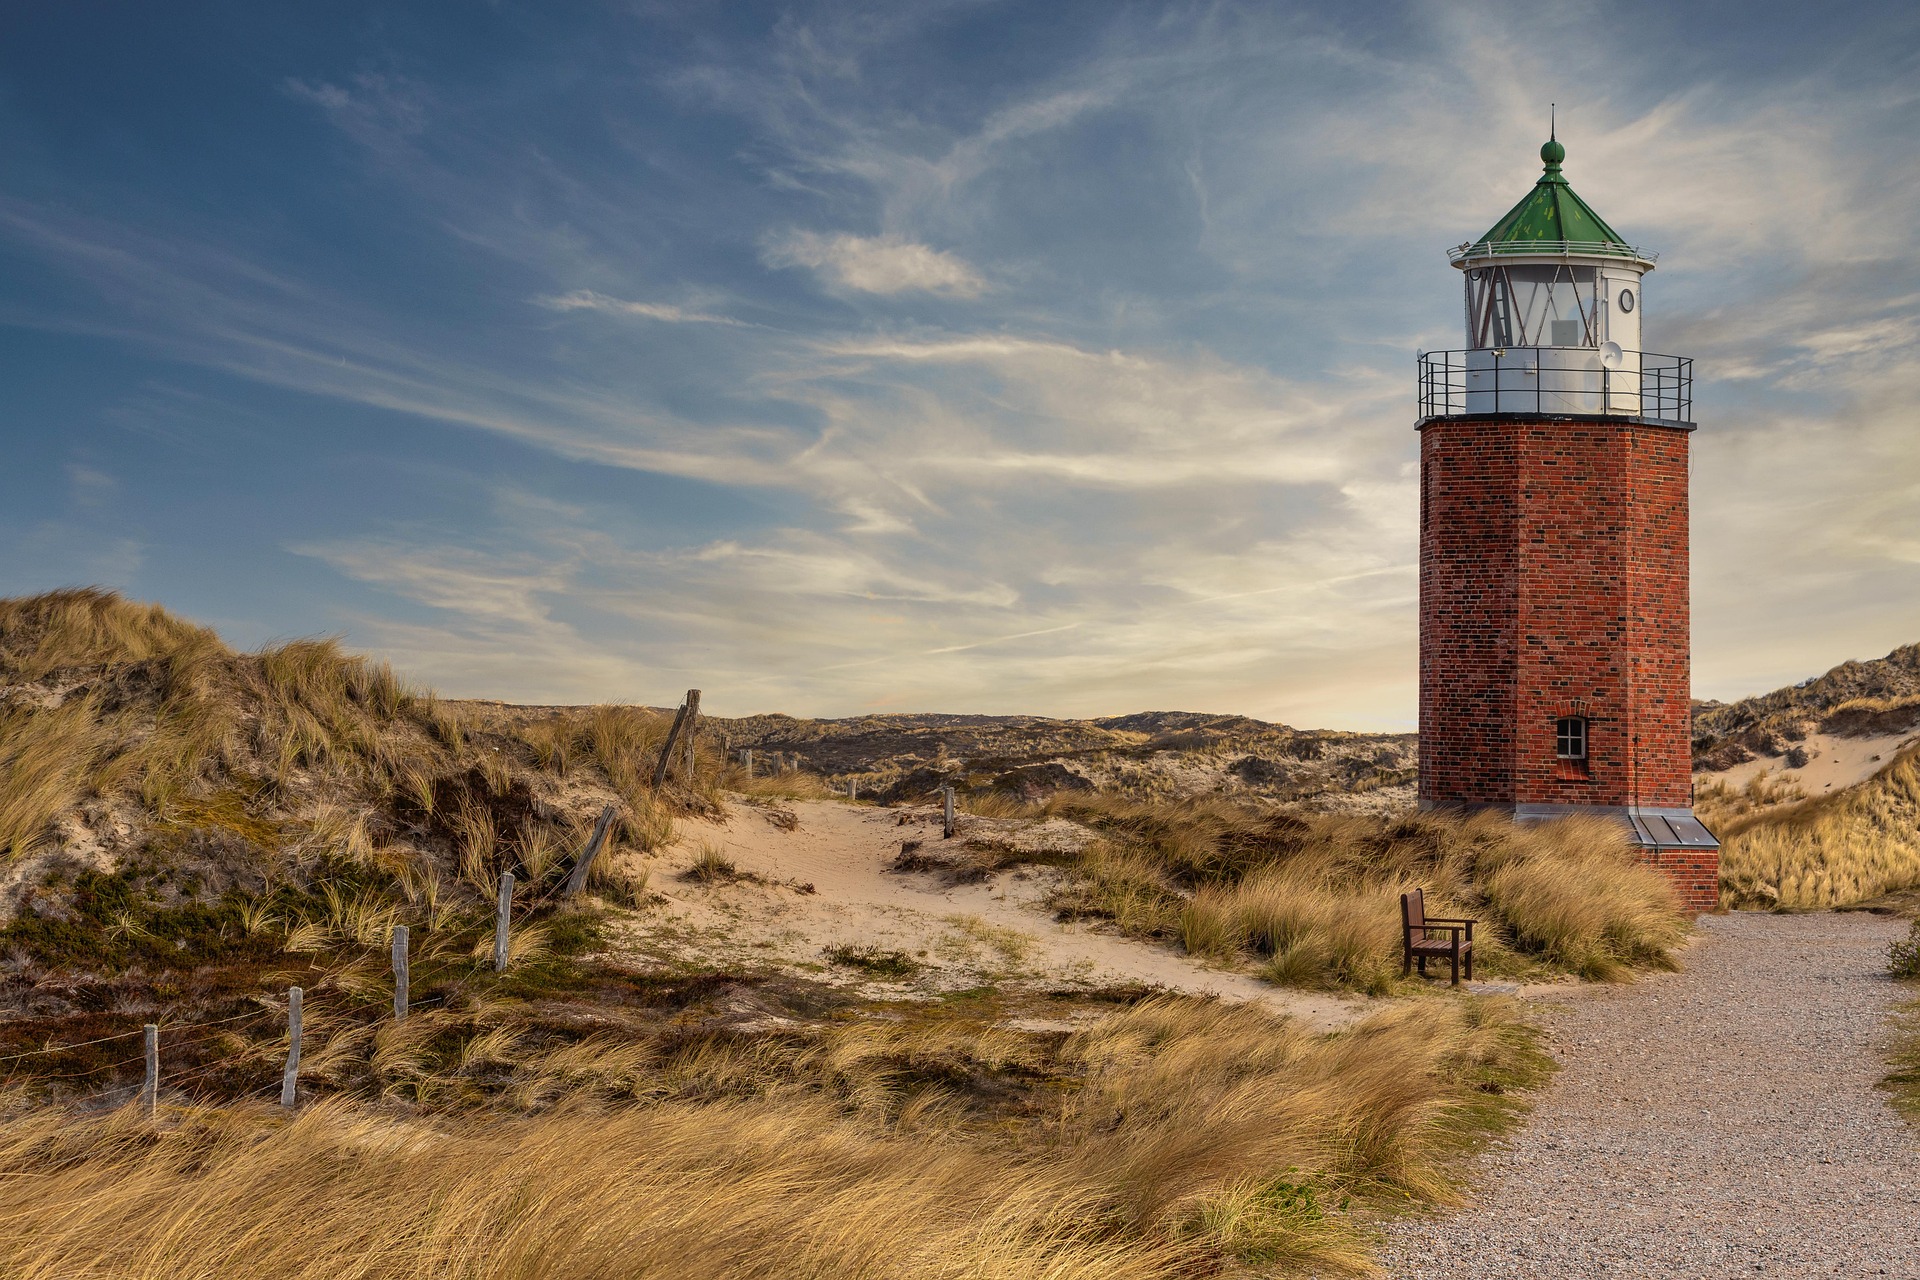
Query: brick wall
1418 415 1695 809
1641 849 1721 915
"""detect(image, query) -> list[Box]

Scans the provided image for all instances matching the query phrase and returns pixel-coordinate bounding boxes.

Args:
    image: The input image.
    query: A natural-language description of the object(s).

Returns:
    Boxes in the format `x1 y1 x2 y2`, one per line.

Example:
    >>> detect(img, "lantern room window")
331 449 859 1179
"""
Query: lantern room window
1554 716 1588 762
1467 264 1600 348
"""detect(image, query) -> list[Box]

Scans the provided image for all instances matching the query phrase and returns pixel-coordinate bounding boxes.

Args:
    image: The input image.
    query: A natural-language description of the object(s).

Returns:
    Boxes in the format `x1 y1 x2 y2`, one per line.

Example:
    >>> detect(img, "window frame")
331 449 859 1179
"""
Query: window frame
1554 715 1589 762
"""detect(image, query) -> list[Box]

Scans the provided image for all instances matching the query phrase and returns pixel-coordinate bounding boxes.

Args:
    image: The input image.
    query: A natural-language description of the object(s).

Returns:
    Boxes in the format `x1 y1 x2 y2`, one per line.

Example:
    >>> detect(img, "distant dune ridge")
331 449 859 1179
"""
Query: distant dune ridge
1692 643 1920 769
711 708 1417 812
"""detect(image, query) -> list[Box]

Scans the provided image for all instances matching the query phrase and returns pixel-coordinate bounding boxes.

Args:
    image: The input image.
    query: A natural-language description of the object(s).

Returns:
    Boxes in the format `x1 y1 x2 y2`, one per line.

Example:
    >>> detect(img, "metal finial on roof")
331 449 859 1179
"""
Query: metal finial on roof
1540 128 1566 172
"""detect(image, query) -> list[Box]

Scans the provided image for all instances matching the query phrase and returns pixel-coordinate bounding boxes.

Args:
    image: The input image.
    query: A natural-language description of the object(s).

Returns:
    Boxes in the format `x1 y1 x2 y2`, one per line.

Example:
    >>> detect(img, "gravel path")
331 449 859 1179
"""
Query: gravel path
1380 912 1920 1278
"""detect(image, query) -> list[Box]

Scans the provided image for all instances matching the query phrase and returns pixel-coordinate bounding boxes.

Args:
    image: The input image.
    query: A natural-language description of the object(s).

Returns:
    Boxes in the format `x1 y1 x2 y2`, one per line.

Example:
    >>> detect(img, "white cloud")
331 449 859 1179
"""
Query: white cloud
763 231 986 296
536 290 752 327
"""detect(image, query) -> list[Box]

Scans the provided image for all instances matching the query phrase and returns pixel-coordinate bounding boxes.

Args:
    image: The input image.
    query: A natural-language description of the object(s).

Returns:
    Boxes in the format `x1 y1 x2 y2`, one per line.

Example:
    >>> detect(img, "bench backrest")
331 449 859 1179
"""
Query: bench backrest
1400 887 1426 943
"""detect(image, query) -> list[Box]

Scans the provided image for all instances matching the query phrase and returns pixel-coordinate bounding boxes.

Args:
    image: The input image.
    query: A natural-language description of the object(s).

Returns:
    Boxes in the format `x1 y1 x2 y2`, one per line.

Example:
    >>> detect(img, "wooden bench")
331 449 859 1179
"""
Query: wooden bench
1400 888 1474 985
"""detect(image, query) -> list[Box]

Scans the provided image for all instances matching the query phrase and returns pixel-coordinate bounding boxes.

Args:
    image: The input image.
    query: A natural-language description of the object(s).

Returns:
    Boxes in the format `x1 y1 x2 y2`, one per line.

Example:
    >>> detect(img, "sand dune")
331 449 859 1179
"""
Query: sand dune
1695 728 1920 797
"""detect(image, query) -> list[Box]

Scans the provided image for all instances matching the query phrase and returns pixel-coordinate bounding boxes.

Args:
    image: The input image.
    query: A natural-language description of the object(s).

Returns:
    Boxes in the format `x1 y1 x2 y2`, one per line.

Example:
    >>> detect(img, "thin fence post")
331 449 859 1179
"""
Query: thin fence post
563 804 617 897
392 925 410 1023
142 1024 158 1117
942 785 955 839
848 779 858 801
494 871 515 972
682 693 700 781
652 700 692 789
281 987 303 1108
744 748 753 778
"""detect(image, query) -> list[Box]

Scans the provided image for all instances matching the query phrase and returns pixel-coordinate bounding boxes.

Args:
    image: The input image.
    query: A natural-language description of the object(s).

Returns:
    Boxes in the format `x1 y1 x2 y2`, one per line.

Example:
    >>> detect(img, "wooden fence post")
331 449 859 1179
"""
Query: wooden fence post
652 700 691 789
494 871 515 972
942 785 956 839
281 987 303 1108
848 779 858 801
743 748 753 778
392 925 409 1023
682 691 701 781
563 804 617 897
142 1023 158 1117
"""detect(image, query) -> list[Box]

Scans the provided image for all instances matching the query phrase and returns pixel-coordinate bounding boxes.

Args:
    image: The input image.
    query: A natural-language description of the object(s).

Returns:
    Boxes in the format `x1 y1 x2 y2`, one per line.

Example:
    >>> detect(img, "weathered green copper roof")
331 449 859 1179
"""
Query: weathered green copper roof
1452 136 1648 262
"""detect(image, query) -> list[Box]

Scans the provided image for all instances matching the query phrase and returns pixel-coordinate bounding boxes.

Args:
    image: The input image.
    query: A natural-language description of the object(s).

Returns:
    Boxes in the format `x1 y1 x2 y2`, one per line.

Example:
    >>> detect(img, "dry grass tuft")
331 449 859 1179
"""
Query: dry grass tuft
725 765 838 803
684 843 739 883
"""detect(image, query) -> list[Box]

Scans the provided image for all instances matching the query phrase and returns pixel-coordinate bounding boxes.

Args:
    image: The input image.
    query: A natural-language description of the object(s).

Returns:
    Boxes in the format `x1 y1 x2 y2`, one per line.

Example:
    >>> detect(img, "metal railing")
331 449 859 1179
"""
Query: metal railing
1417 347 1692 424
1448 239 1657 265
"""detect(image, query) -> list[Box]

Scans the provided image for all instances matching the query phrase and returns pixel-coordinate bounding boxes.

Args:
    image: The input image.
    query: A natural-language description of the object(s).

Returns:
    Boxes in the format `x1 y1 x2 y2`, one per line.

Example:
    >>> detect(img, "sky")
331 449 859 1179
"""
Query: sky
2 1 1917 728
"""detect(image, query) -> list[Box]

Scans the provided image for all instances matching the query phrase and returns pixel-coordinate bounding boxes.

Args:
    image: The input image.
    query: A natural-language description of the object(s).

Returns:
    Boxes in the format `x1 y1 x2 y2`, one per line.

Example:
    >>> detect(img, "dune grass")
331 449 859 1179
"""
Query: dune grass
0 590 703 893
0 994 1547 1278
0 591 1579 1272
1041 796 1688 987
1717 744 1920 909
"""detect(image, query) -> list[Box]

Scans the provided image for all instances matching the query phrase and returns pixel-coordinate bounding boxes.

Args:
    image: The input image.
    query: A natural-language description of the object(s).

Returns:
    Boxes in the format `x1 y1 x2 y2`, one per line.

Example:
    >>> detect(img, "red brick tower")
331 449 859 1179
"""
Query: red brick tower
1416 133 1718 913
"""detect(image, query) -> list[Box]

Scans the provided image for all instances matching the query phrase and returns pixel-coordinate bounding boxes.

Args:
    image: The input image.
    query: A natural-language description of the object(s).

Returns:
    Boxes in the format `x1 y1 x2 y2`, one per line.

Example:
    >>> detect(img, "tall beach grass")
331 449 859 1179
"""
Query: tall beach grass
0 995 1546 1279
1718 744 1920 909
1045 796 1688 986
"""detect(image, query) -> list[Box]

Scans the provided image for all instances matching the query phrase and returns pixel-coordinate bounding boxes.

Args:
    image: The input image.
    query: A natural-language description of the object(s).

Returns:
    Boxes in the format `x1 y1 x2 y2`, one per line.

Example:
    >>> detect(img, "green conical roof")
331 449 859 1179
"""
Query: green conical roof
1456 136 1645 261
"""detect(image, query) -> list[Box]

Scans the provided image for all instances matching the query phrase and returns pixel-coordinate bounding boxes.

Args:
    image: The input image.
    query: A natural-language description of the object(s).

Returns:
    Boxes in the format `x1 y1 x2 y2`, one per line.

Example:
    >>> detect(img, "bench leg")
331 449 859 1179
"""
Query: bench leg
1449 942 1460 986
1417 955 1427 976
1401 950 1411 977
1464 947 1473 981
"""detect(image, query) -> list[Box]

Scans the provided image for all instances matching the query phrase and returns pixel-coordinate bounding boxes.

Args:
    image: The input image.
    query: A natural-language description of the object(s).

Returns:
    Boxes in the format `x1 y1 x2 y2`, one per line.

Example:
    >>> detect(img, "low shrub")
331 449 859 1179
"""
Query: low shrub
1890 921 1920 979
824 944 921 978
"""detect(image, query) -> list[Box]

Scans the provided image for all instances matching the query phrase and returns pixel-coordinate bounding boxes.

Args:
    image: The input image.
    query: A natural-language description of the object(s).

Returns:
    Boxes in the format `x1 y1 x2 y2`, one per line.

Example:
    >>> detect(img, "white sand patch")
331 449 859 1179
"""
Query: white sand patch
610 799 1363 1031
1695 729 1919 796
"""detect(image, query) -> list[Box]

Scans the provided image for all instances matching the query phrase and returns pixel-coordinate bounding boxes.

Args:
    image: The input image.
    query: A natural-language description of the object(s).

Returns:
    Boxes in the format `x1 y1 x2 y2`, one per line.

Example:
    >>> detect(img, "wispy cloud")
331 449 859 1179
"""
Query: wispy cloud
762 231 986 296
536 289 755 327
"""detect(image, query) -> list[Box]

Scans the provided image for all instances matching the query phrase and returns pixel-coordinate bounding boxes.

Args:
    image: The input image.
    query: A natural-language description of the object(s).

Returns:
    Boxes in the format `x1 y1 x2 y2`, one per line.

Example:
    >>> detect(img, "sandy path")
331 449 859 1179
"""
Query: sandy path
1378 913 1920 1278
620 799 1362 1030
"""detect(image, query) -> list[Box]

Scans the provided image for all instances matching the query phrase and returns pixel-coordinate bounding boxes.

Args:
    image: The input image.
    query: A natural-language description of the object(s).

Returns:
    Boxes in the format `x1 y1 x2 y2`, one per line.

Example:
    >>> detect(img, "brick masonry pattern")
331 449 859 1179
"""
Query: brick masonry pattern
1417 414 1717 909
1640 849 1721 915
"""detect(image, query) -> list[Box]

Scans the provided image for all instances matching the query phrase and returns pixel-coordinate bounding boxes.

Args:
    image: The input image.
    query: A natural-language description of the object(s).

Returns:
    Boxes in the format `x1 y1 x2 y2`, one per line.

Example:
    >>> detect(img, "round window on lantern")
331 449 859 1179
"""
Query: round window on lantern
1618 288 1635 314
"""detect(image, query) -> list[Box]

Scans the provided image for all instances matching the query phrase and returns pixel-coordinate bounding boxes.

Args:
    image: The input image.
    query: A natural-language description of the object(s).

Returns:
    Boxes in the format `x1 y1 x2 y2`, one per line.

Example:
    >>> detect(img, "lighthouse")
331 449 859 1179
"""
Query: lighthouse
1416 132 1719 914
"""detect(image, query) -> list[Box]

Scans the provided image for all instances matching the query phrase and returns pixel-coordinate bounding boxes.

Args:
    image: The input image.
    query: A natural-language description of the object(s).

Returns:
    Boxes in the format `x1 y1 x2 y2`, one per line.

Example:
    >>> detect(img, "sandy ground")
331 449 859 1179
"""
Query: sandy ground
1377 912 1920 1278
611 798 1363 1031
1697 729 1919 798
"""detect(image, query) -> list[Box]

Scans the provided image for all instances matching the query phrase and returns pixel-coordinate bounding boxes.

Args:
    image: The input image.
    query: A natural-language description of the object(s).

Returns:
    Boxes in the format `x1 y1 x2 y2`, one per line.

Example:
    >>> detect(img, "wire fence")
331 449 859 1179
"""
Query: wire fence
1 975 465 1103
5 887 535 1112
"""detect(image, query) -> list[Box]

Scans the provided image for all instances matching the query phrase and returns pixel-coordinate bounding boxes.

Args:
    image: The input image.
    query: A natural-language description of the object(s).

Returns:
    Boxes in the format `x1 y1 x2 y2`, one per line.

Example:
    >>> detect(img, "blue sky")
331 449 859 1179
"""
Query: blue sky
2 1 1917 727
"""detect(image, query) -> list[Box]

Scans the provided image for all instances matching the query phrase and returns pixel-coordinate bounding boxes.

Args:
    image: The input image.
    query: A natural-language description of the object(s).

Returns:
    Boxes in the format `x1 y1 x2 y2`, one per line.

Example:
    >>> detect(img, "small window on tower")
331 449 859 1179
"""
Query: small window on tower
1555 716 1588 762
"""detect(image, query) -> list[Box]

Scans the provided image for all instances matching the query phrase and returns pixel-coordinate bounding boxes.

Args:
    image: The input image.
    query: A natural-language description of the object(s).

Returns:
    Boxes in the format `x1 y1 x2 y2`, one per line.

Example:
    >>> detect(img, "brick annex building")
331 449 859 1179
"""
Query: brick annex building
1416 133 1719 913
